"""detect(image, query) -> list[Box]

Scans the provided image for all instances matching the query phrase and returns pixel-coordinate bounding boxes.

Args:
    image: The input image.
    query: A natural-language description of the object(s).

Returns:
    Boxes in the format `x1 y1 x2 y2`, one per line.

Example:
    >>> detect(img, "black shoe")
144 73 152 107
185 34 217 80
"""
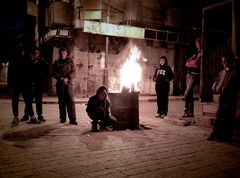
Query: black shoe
28 116 41 124
91 125 101 132
37 115 46 122
91 127 101 132
12 117 19 125
69 120 78 125
215 136 232 142
182 113 194 118
99 121 109 131
91 122 100 132
60 119 66 123
207 134 216 141
20 115 29 122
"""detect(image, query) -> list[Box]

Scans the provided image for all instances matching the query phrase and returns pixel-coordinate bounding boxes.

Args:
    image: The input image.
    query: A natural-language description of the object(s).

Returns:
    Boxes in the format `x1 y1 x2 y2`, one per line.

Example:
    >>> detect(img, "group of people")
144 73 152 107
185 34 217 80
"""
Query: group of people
8 41 239 137
8 46 117 131
153 37 239 142
152 37 203 119
8 46 49 125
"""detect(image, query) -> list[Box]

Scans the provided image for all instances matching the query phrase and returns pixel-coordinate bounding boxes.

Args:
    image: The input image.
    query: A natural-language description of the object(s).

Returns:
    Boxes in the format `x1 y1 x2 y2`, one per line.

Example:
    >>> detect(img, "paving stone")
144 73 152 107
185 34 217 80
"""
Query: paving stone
0 98 240 178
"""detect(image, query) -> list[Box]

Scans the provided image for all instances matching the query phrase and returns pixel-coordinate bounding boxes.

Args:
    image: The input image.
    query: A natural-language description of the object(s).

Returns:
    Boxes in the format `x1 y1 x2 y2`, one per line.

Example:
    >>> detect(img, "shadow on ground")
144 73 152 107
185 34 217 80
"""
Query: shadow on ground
1 124 60 141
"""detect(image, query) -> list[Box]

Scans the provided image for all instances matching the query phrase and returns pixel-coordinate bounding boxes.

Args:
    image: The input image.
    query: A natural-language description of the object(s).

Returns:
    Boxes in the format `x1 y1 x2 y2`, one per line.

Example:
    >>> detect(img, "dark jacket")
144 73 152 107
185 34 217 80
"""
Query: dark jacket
31 57 49 87
7 54 32 88
52 58 76 85
212 67 239 104
86 95 111 120
153 65 174 90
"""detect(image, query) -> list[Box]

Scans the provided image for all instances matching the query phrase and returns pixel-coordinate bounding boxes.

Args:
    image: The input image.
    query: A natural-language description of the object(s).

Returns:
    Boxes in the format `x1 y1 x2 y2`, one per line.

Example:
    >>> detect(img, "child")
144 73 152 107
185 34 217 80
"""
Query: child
153 56 174 118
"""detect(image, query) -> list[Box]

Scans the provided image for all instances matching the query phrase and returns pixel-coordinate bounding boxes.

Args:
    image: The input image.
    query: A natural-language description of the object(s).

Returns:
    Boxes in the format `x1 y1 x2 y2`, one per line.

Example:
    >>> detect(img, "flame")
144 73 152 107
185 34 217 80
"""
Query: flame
120 45 142 92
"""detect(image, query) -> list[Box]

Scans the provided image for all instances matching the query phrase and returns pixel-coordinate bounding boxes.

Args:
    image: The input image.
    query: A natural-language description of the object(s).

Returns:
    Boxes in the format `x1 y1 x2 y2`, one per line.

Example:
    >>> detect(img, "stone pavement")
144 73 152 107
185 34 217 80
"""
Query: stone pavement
0 96 240 178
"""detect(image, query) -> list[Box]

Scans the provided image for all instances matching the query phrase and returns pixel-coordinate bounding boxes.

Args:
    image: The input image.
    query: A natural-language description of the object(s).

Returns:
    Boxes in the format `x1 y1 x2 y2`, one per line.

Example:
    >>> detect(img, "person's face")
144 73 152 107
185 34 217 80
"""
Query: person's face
32 50 40 60
159 58 165 66
98 90 107 101
60 50 67 59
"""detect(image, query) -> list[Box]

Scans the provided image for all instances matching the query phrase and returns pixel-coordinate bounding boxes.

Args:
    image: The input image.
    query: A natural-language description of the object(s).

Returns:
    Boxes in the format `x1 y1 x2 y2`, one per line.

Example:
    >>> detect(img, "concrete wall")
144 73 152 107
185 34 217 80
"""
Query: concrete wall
69 37 174 97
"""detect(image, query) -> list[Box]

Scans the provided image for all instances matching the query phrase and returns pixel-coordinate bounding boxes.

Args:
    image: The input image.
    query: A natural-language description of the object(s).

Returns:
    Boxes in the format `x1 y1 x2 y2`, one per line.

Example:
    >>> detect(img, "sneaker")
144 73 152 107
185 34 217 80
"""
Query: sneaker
105 126 114 131
28 116 41 124
155 114 161 118
91 125 101 132
160 114 166 118
91 122 100 132
91 127 101 132
37 115 46 122
12 117 19 125
20 115 29 122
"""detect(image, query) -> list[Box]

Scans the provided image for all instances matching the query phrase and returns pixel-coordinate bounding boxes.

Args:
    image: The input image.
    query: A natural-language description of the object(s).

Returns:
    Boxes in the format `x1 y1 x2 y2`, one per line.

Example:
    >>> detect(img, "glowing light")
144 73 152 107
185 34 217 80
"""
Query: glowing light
120 45 142 92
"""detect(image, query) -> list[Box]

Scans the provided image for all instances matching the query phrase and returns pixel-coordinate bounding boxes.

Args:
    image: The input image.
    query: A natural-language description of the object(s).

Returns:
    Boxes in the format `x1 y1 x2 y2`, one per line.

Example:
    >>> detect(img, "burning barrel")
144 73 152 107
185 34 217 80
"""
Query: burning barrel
108 92 139 130
107 44 142 130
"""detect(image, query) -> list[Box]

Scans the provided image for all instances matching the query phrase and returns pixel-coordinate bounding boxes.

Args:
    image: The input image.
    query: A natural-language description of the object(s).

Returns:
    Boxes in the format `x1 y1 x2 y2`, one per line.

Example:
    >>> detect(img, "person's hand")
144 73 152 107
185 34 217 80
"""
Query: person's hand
212 82 217 93
212 82 220 93
153 76 156 82
61 78 68 85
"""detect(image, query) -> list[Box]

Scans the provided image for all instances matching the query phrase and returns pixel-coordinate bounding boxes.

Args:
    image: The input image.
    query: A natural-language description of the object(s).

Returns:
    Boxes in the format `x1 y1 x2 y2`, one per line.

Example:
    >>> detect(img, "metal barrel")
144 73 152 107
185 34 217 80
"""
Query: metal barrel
108 92 139 130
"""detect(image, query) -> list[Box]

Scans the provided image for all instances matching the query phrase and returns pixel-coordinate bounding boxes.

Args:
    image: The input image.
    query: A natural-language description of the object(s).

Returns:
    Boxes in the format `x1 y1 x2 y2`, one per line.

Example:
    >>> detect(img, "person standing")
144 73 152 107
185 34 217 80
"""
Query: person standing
25 47 49 122
7 46 35 125
86 85 117 132
153 56 174 118
182 37 202 117
207 50 239 142
52 48 78 125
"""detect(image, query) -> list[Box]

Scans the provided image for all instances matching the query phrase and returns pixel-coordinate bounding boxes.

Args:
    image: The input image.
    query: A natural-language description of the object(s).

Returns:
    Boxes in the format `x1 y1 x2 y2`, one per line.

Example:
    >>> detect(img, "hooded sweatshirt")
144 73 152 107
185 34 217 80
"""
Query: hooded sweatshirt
153 59 174 90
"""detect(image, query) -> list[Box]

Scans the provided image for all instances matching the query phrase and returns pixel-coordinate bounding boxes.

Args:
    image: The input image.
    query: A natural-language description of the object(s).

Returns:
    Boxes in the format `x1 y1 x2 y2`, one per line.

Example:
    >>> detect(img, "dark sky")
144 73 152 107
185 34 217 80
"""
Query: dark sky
0 0 26 60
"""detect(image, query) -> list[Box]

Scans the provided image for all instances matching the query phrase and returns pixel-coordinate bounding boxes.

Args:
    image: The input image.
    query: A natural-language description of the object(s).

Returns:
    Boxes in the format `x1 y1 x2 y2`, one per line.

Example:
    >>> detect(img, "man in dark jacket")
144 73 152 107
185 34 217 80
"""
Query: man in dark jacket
86 86 117 132
52 48 78 125
7 46 35 125
153 56 174 118
22 47 49 122
207 50 239 142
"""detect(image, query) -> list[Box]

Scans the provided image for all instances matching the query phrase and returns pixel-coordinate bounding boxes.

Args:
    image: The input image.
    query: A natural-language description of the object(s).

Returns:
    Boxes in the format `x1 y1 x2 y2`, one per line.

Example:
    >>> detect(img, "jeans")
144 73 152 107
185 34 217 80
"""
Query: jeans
12 86 34 117
184 73 199 115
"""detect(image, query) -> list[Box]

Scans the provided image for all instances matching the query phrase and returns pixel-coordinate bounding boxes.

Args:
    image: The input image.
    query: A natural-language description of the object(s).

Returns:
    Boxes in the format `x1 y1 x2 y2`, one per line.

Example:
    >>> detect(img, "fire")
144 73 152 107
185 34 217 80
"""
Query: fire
120 45 142 92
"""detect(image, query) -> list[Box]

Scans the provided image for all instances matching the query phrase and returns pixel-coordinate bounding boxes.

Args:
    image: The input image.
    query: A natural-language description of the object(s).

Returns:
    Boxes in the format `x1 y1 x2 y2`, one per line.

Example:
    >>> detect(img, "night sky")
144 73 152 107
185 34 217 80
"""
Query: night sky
0 0 26 61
